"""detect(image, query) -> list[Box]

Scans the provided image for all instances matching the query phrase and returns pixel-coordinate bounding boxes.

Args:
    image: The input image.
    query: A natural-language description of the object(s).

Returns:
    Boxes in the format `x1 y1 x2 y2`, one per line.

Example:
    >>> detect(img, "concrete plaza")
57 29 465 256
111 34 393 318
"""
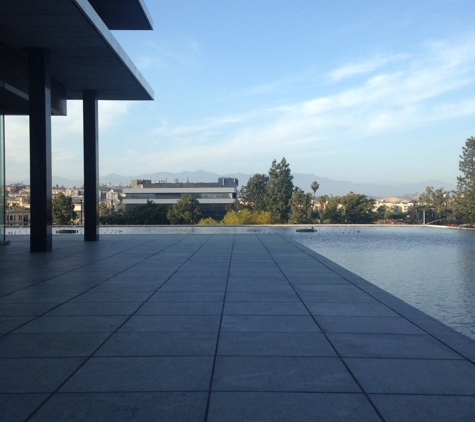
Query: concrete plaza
1 234 475 421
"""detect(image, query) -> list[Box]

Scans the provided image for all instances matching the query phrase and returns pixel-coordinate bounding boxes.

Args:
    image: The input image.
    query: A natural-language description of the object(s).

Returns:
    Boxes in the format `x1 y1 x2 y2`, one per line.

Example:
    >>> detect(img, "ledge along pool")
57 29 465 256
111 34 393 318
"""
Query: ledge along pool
288 226 475 341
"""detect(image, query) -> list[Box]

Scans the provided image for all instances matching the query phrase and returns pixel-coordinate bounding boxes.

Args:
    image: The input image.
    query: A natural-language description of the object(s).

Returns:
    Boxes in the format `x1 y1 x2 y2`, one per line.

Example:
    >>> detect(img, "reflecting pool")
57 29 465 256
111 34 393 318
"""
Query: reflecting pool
288 226 475 340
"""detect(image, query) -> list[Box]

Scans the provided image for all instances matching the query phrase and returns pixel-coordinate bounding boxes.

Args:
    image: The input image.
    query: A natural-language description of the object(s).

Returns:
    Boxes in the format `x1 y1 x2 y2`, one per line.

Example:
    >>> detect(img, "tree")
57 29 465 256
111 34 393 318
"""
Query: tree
99 202 112 218
220 209 274 225
52 193 76 225
418 186 449 221
340 192 377 224
376 205 389 220
198 217 219 225
289 189 315 223
317 194 329 214
167 195 202 224
456 136 475 226
265 158 294 223
310 181 319 211
124 200 169 225
321 192 377 224
238 173 269 212
321 196 344 223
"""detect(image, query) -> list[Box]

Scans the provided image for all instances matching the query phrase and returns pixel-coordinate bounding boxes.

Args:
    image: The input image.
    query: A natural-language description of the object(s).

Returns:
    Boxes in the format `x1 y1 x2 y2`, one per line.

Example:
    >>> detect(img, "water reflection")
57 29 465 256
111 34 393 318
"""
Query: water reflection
288 227 475 340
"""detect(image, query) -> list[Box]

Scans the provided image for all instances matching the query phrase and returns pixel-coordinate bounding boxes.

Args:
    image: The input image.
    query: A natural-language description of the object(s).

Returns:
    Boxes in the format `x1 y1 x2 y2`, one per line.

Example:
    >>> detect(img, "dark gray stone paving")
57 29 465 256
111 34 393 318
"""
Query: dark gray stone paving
207 392 381 422
1 234 475 421
29 392 208 422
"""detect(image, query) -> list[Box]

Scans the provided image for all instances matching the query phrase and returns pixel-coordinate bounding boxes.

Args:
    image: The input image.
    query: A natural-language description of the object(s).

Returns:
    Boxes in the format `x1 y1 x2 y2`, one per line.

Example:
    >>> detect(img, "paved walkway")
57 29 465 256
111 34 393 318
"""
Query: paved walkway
1 234 475 421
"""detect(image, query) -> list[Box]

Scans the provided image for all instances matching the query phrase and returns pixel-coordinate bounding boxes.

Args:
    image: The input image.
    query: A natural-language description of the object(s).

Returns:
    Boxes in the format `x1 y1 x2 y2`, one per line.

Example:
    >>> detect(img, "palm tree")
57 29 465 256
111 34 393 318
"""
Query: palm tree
310 181 319 210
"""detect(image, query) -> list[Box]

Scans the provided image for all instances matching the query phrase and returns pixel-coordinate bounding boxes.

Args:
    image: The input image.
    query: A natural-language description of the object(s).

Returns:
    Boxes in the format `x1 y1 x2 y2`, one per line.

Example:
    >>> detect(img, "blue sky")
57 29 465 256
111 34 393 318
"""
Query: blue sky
5 0 475 185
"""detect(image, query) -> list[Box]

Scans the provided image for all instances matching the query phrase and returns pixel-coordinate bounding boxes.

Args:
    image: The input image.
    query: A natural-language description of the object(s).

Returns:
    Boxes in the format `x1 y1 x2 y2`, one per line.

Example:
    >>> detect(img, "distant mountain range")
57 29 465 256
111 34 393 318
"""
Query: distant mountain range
9 171 456 198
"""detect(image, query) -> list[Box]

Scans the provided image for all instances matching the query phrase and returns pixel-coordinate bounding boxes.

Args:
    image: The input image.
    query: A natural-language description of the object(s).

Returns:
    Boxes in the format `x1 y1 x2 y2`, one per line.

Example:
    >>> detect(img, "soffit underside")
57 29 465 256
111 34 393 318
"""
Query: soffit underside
88 0 153 30
0 0 154 101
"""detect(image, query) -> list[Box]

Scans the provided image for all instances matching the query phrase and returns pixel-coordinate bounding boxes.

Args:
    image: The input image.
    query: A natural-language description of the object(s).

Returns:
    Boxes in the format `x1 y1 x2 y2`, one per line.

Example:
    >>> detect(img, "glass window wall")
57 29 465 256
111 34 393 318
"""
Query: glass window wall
0 111 4 242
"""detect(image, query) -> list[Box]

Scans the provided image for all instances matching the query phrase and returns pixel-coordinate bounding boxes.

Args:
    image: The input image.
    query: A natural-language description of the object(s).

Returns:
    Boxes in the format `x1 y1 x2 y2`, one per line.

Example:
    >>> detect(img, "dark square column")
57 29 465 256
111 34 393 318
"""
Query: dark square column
83 90 99 241
29 49 52 252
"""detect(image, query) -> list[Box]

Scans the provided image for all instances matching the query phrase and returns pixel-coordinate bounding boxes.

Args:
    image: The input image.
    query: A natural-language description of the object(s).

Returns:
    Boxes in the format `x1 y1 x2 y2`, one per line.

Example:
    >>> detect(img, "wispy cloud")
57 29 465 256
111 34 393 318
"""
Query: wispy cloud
129 34 475 176
5 101 131 181
328 54 409 82
6 33 475 182
136 38 203 70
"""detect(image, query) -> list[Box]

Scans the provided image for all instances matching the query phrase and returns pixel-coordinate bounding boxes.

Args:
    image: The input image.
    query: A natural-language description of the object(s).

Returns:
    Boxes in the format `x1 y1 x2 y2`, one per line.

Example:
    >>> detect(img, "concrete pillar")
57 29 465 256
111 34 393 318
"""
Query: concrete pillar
83 90 99 241
29 49 52 252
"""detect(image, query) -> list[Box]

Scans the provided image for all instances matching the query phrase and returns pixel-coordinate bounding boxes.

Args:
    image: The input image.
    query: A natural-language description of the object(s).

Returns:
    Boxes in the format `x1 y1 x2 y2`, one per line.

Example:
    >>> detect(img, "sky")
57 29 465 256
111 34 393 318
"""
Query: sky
5 0 475 185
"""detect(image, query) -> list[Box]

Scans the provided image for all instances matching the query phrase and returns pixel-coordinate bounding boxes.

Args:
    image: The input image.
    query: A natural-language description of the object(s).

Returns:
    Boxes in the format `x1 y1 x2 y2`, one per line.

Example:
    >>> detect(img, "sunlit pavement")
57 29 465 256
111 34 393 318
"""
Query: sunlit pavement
1 234 475 421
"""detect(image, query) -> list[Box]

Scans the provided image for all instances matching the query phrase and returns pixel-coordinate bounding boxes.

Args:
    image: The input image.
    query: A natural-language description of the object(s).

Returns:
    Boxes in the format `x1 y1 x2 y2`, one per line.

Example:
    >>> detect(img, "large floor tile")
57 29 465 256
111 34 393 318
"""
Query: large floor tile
223 301 309 316
0 292 79 304
148 291 225 302
212 356 360 392
159 283 226 292
221 315 319 332
299 291 380 303
226 280 293 292
14 316 128 333
370 394 475 422
328 333 462 359
118 315 221 332
46 302 143 316
307 302 397 317
30 392 208 422
0 303 59 317
0 394 49 422
70 291 152 302
60 357 214 392
217 332 336 356
225 291 300 302
0 358 84 393
315 316 424 334
165 275 228 284
0 332 110 357
0 316 34 333
137 301 223 315
96 332 217 356
207 392 381 422
345 358 475 394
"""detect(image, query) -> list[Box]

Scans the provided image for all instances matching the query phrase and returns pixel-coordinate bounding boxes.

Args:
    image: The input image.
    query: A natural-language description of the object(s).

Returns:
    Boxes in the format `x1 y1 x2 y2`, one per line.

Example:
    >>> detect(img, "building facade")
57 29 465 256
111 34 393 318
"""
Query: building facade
123 178 239 221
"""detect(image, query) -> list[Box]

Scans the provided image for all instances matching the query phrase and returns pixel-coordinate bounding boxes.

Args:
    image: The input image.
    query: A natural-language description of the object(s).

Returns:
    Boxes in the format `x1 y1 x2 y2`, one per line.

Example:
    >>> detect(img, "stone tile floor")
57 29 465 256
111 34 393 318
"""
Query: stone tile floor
1 234 475 421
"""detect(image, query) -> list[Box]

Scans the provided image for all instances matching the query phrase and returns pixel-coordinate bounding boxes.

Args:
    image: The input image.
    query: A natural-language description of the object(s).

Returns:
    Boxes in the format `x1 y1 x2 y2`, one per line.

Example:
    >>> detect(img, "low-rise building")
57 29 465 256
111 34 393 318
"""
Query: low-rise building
6 206 30 226
374 199 415 214
123 178 238 221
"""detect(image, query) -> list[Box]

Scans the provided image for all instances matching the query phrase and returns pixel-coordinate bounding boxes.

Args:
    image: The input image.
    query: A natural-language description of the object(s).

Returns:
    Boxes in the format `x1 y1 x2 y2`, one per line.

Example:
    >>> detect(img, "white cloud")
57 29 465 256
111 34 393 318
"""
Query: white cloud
5 100 131 181
6 33 475 183
134 34 475 176
328 54 409 82
135 38 203 71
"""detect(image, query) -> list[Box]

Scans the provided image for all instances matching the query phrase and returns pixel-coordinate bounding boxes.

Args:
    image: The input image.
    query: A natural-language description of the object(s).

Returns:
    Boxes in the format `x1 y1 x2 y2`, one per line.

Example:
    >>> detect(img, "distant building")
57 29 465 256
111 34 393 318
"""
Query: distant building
6 207 30 226
105 190 120 209
123 178 239 221
374 199 415 214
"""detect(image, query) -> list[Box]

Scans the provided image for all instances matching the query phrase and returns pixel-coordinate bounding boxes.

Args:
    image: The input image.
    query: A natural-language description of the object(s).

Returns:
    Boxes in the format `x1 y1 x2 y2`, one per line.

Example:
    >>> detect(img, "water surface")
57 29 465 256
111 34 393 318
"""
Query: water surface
288 226 475 340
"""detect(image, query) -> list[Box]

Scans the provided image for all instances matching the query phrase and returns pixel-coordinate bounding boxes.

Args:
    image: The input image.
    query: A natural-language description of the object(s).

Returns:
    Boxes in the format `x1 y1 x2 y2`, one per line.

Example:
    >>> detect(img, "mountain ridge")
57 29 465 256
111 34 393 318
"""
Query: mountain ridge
8 171 456 198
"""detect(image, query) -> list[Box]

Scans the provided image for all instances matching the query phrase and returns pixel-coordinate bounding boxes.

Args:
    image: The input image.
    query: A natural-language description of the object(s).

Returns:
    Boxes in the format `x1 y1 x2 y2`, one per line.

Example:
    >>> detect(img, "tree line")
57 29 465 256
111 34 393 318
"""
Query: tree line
407 136 475 226
52 137 475 226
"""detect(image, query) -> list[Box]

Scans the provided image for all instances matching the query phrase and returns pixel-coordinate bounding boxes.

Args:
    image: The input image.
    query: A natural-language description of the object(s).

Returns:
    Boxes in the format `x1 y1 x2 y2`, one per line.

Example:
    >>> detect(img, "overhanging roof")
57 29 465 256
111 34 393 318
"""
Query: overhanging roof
89 0 153 30
0 0 154 114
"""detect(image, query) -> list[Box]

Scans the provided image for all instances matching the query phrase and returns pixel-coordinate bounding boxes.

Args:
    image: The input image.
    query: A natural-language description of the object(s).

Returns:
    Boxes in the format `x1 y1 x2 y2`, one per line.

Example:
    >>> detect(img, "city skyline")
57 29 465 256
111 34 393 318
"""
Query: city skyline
5 0 475 185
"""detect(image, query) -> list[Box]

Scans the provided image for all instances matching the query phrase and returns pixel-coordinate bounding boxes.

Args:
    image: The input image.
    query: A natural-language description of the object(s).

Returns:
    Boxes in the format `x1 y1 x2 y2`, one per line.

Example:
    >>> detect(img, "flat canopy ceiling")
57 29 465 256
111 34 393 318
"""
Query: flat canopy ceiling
0 0 154 101
88 0 153 30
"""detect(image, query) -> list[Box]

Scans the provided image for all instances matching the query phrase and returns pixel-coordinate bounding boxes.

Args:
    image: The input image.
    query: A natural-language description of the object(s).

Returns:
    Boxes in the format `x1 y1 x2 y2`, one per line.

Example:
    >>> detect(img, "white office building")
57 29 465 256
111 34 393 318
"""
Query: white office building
123 178 238 221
